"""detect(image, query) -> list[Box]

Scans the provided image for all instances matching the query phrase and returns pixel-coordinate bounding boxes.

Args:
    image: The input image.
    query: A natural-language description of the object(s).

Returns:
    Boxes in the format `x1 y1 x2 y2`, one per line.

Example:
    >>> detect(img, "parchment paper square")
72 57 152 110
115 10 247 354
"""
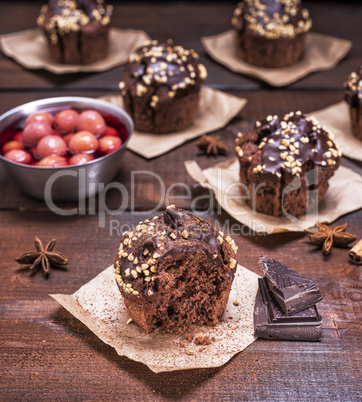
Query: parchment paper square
0 28 150 74
51 264 259 373
201 31 351 87
311 102 362 162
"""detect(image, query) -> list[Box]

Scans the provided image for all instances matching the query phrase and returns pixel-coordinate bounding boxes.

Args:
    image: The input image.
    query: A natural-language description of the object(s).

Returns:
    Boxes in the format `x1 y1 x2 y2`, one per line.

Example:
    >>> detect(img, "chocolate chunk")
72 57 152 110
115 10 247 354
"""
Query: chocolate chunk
254 278 322 341
259 255 323 315
164 207 181 229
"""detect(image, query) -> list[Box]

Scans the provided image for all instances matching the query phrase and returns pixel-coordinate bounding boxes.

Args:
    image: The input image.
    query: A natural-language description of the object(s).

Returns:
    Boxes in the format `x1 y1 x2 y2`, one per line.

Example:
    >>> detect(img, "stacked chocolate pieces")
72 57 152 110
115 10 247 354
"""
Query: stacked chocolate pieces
254 256 323 341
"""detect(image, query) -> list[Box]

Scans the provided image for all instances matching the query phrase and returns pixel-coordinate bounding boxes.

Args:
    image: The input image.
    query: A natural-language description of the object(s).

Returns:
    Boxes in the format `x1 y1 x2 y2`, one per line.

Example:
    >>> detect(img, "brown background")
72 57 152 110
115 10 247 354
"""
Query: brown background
0 1 361 400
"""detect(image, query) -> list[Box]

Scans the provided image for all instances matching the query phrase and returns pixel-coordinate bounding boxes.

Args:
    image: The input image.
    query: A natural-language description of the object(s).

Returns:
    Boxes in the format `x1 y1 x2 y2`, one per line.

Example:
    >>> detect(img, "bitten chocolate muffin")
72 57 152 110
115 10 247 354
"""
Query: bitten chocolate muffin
113 206 238 333
344 66 362 140
235 112 341 217
119 40 207 134
37 0 113 65
232 0 312 68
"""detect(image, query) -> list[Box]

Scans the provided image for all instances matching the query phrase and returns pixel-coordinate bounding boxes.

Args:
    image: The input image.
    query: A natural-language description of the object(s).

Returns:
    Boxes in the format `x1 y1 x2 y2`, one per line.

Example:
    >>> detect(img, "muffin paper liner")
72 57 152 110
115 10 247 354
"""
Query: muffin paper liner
0 28 150 74
201 31 351 87
310 102 362 162
51 264 259 373
100 88 247 158
185 159 362 234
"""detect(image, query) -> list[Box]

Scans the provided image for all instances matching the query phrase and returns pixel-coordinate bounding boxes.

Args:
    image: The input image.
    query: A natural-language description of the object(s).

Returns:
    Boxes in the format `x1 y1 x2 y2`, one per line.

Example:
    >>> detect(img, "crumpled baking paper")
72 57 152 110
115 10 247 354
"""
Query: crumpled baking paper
201 31 351 87
51 263 259 373
311 101 362 162
0 28 150 74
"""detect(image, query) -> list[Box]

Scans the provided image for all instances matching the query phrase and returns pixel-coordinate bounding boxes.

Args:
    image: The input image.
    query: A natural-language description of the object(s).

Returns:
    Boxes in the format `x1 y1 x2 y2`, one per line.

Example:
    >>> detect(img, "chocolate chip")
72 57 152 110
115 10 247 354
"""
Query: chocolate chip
164 208 181 229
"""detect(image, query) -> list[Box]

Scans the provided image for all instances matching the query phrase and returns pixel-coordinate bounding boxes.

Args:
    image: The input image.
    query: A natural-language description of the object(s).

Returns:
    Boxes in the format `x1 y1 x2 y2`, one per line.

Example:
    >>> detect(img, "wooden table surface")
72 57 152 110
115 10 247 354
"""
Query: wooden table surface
1 1 361 401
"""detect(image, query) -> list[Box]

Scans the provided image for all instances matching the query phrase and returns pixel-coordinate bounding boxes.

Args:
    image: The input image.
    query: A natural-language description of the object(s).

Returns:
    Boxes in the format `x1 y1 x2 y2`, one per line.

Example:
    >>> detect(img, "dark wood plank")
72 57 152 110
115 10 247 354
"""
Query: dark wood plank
0 2 361 91
0 210 361 400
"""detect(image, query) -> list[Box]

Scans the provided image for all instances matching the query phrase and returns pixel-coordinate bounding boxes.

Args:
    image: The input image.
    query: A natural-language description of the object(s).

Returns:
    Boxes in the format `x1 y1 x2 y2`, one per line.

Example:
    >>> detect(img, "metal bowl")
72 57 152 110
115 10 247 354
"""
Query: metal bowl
0 96 133 201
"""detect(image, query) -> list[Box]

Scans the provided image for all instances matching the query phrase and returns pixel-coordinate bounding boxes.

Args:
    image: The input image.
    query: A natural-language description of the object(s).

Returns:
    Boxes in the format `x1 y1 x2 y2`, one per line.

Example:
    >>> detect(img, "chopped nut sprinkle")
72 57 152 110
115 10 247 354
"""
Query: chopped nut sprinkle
232 0 312 40
37 0 112 42
235 111 340 179
120 40 206 98
181 230 189 239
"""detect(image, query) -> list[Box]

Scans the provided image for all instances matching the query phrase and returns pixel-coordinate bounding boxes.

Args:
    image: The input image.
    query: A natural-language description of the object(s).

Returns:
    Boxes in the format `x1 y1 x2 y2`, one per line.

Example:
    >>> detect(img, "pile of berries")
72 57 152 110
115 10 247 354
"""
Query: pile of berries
1 109 124 167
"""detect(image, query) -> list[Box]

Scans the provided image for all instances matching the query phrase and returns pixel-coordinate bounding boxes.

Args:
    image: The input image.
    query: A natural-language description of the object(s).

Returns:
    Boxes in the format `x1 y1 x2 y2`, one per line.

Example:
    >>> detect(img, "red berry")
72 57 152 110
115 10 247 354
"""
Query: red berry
35 135 68 159
54 109 79 134
69 153 95 166
37 155 68 167
22 120 53 147
103 126 119 137
25 112 53 126
29 146 37 158
99 135 123 155
118 124 129 139
3 140 25 154
77 110 106 136
63 133 75 144
4 149 32 165
13 131 23 141
69 131 99 154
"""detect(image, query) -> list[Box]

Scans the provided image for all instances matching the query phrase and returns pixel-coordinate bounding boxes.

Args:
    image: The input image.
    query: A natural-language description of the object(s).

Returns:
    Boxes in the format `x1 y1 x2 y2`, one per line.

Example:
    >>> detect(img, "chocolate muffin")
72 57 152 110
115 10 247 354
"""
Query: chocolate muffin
37 0 113 65
232 0 312 68
235 112 341 217
118 40 207 134
113 206 238 333
344 66 362 140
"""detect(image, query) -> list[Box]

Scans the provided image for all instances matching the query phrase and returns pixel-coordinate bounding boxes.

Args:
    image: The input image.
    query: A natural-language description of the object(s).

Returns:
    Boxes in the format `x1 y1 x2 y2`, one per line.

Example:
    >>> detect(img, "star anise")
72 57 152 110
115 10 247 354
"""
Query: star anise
305 222 356 255
196 135 229 156
15 237 68 276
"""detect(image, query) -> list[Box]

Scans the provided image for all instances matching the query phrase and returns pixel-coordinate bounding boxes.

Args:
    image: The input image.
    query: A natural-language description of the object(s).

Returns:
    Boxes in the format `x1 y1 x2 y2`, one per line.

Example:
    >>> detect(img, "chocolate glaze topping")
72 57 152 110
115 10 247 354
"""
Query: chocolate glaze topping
119 40 207 107
37 0 113 42
344 65 362 108
114 206 237 301
232 0 311 39
235 111 341 181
